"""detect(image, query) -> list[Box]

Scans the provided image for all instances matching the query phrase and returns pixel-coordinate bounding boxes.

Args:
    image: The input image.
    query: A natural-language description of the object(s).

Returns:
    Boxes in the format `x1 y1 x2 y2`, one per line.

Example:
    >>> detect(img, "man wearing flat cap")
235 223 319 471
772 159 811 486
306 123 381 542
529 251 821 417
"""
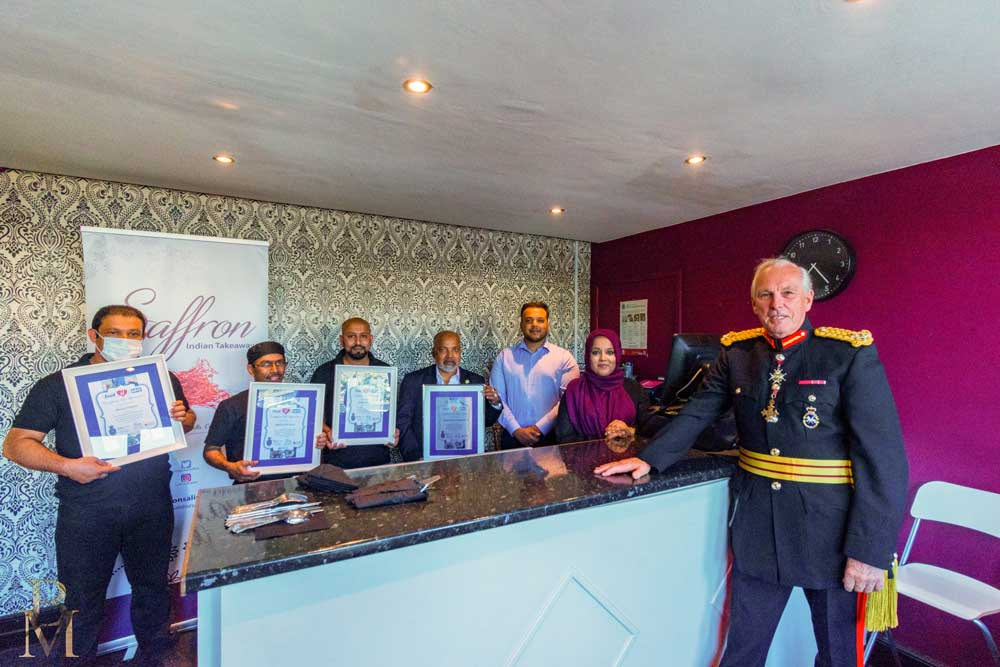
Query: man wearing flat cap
204 341 330 483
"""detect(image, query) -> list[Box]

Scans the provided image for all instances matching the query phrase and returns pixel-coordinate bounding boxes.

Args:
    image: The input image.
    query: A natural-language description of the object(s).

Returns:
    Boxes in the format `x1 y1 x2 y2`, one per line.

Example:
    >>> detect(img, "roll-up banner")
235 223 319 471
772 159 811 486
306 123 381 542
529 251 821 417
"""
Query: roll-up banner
81 227 268 645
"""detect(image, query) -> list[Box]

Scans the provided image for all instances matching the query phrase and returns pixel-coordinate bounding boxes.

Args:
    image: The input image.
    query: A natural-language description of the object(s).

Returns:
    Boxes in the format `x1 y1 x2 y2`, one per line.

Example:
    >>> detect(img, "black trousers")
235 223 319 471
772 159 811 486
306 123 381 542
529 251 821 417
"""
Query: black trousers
55 494 174 656
720 568 864 667
499 429 556 451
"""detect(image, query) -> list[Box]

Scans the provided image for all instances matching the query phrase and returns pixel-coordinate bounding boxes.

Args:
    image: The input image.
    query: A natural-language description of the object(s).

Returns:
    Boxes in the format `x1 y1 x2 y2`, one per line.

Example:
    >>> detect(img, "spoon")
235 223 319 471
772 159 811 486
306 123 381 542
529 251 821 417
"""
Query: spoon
231 491 308 514
230 509 315 534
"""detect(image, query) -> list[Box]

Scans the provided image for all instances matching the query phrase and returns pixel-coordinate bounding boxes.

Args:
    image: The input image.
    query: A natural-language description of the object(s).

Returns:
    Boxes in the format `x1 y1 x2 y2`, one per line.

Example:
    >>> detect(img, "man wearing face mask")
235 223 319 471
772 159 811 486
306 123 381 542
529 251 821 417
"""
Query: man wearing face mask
203 341 331 482
3 304 195 661
395 330 502 461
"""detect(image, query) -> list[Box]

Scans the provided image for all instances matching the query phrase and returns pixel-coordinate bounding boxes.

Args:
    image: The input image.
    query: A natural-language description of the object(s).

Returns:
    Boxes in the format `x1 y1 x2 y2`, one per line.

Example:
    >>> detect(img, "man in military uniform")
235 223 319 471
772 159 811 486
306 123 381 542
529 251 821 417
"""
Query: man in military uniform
596 258 908 667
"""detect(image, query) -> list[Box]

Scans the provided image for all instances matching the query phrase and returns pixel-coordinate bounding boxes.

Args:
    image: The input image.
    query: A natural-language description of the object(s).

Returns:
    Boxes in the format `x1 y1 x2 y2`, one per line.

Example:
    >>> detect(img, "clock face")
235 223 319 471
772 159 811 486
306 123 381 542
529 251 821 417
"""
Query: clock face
781 230 856 301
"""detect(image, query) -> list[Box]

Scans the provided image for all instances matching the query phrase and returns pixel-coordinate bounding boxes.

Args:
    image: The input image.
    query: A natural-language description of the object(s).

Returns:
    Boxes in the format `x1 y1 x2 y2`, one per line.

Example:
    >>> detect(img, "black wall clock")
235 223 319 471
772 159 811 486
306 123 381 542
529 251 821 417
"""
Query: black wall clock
781 230 857 301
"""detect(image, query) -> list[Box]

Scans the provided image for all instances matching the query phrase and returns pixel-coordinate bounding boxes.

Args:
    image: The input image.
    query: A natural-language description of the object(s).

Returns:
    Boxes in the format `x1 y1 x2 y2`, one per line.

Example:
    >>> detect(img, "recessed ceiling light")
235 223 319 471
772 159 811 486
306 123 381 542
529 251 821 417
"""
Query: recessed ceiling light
550 207 565 215
403 79 433 94
684 155 708 166
212 154 235 165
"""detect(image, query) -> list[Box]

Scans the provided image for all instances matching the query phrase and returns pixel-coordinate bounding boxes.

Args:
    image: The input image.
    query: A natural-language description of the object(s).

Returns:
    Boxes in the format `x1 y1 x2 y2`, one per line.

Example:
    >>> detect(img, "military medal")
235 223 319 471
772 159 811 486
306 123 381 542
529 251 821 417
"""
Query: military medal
761 353 786 424
802 406 820 429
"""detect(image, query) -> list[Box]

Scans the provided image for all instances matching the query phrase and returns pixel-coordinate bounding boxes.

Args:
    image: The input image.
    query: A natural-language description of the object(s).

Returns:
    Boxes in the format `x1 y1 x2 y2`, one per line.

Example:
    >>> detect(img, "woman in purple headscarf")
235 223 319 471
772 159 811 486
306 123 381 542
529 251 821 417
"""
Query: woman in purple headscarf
555 329 651 443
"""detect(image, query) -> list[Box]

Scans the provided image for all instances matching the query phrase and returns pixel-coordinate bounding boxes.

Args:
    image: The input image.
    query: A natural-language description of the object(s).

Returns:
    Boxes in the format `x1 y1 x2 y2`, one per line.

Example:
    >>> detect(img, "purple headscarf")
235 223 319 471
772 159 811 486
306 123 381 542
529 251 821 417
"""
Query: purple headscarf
564 329 636 438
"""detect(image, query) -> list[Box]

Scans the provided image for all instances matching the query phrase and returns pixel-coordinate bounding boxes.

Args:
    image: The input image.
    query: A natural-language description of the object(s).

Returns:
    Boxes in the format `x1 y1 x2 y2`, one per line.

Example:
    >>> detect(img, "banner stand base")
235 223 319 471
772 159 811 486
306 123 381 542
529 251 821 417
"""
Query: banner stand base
97 618 197 660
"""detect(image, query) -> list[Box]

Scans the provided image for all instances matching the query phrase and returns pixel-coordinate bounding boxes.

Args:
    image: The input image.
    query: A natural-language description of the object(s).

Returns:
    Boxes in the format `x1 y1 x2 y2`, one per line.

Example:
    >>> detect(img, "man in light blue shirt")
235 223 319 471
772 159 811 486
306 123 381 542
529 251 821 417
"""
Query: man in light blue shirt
490 302 580 450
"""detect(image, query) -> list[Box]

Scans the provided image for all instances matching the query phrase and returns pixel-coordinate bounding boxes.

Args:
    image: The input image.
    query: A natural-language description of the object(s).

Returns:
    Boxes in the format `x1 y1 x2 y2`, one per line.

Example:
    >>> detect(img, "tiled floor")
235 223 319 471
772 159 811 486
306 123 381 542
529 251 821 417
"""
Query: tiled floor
4 628 941 666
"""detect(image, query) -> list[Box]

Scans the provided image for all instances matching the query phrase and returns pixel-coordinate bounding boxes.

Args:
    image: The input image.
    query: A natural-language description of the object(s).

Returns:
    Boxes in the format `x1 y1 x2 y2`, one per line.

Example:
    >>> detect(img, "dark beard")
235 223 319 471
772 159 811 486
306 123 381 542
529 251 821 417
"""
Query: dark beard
345 346 369 361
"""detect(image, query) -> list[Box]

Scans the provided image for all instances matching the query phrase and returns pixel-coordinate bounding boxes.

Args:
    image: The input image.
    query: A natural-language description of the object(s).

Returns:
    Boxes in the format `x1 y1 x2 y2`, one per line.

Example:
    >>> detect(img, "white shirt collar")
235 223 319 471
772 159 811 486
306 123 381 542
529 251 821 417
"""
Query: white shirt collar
436 367 461 385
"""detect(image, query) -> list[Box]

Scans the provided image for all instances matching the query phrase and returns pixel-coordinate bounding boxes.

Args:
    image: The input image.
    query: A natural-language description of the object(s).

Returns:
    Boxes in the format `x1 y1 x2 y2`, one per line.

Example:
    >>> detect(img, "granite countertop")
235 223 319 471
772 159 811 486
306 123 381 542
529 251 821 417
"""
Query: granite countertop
181 439 738 593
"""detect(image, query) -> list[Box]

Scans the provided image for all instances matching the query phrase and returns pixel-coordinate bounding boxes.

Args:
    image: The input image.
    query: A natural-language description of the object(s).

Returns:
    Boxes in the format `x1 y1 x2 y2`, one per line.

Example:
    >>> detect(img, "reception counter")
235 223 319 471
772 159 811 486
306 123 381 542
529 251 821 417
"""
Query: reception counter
183 439 816 666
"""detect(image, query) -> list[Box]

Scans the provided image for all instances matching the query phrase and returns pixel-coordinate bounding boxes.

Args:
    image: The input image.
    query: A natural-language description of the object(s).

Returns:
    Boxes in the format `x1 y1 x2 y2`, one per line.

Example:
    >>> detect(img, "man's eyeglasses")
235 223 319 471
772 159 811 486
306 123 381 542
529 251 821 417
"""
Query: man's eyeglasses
254 360 287 370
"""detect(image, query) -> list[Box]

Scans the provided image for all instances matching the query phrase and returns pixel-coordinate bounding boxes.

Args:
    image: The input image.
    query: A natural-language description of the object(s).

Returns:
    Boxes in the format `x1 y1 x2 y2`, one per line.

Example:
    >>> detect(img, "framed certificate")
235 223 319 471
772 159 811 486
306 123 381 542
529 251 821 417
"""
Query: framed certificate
62 355 187 466
331 365 397 445
422 384 485 459
244 382 324 475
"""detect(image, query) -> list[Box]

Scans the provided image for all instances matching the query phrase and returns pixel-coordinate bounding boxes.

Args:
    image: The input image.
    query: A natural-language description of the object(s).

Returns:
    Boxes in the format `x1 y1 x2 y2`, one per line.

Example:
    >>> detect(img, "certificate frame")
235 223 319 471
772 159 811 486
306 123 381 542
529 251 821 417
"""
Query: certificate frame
244 382 324 475
331 365 397 445
422 384 485 459
62 354 187 466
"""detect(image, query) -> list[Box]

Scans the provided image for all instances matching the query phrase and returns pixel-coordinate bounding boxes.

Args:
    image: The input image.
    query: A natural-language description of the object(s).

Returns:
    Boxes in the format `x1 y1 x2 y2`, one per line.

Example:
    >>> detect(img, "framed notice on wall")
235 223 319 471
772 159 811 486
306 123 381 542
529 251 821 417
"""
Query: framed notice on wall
619 299 648 355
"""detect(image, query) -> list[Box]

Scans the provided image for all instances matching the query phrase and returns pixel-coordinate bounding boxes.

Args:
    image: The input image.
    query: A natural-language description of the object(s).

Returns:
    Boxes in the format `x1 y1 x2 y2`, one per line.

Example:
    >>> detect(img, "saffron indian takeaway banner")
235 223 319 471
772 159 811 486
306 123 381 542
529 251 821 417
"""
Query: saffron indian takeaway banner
81 227 268 629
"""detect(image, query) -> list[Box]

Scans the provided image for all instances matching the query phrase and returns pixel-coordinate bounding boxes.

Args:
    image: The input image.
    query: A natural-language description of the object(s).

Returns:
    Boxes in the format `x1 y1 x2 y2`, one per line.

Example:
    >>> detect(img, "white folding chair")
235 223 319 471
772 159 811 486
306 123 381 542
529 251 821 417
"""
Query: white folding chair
864 481 1000 665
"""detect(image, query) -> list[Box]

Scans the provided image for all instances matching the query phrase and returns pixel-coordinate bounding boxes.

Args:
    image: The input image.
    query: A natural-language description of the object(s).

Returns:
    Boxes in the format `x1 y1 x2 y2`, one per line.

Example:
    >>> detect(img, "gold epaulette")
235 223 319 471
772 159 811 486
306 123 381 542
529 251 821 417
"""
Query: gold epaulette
720 327 765 347
813 326 874 347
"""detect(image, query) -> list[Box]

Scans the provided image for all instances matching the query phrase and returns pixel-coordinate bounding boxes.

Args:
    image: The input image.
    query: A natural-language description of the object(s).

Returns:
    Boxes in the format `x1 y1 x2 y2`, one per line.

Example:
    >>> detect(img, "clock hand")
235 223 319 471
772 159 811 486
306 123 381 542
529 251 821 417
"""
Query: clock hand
808 263 830 284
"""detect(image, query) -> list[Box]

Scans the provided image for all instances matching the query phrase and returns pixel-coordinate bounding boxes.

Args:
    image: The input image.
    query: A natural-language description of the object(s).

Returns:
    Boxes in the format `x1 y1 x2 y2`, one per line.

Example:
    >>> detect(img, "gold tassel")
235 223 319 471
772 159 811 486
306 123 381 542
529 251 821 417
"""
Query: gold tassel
865 555 899 632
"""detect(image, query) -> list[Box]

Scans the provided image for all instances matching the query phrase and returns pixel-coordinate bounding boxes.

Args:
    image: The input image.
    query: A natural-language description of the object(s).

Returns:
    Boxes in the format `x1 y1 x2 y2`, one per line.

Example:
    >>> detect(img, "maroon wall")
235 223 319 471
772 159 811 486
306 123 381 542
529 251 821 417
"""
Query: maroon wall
592 145 1000 665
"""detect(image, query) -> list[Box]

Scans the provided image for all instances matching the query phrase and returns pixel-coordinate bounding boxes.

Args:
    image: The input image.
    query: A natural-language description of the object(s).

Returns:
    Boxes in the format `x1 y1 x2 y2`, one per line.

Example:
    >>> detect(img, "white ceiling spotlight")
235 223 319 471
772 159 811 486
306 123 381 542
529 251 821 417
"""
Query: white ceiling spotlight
403 79 433 94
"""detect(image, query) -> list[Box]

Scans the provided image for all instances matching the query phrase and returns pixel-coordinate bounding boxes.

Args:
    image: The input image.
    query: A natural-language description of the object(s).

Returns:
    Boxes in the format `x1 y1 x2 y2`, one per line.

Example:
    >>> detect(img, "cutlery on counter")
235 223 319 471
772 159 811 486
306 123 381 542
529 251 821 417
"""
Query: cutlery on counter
225 502 321 525
228 507 323 534
230 491 309 515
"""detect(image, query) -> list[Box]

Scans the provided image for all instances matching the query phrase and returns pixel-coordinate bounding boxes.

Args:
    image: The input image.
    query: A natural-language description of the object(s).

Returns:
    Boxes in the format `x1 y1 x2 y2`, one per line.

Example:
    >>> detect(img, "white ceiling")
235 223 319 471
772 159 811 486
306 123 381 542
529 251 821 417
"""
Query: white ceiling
2 1 998 242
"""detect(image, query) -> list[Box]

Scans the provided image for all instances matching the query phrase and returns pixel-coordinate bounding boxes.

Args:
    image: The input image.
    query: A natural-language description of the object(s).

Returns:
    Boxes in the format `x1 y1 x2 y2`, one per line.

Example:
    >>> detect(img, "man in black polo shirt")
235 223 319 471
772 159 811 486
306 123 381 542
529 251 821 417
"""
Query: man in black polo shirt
3 304 195 660
310 317 398 468
203 341 330 483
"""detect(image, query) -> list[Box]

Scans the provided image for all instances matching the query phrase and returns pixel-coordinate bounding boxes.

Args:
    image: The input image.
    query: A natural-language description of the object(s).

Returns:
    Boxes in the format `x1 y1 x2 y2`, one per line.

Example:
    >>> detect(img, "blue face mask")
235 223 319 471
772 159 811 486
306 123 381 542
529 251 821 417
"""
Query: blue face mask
97 333 144 361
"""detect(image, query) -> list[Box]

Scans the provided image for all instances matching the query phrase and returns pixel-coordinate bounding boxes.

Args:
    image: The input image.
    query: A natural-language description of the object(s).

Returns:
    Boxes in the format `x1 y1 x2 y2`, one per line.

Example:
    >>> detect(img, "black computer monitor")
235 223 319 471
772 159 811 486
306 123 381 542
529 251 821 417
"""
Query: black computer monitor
660 333 722 404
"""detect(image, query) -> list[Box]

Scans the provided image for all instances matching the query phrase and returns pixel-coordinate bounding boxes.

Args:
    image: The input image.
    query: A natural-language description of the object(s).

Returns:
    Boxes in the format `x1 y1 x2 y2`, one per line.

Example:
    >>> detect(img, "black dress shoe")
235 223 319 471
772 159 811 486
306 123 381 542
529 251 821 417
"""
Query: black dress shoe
132 634 177 666
131 650 166 667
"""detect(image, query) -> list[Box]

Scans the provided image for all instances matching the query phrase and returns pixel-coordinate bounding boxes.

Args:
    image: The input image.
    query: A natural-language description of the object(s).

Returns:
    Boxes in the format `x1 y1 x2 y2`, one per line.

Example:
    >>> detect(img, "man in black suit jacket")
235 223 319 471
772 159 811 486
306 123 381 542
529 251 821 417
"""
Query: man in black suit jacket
397 331 502 461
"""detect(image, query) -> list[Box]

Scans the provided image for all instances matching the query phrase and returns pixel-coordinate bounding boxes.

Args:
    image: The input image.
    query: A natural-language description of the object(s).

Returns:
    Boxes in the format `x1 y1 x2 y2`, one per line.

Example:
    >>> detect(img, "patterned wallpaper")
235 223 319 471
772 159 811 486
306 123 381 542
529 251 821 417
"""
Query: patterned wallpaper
0 167 590 616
